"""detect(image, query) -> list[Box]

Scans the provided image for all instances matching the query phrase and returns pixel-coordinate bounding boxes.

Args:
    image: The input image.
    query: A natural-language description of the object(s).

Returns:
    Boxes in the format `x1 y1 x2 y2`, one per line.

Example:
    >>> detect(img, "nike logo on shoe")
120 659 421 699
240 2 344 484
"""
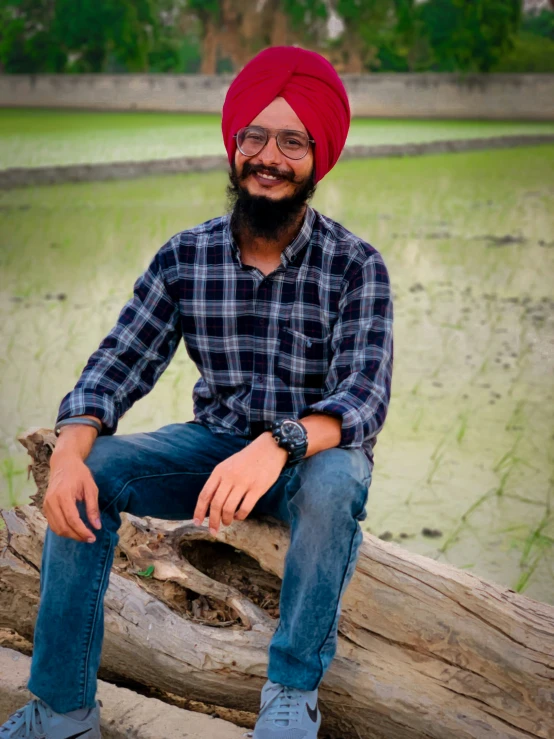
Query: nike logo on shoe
306 700 318 722
65 729 93 738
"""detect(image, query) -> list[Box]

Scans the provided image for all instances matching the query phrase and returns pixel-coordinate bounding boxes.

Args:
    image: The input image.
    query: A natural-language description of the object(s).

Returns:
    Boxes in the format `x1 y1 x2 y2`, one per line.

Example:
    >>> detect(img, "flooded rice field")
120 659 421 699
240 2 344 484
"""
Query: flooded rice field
2 108 554 168
0 146 553 604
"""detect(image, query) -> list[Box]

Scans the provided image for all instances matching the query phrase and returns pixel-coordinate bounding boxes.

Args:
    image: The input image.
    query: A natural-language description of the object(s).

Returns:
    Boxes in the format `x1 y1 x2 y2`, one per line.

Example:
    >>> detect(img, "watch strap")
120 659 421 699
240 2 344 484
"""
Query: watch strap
55 417 102 436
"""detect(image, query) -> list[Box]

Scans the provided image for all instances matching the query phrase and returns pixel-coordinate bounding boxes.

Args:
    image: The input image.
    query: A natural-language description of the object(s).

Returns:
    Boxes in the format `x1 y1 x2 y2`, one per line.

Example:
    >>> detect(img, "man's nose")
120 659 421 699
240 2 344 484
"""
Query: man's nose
257 134 282 166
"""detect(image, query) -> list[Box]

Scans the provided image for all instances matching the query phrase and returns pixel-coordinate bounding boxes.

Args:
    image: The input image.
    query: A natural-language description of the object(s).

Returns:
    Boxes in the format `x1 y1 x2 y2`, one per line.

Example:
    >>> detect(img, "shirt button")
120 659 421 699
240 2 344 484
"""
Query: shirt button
256 374 264 383
259 317 266 326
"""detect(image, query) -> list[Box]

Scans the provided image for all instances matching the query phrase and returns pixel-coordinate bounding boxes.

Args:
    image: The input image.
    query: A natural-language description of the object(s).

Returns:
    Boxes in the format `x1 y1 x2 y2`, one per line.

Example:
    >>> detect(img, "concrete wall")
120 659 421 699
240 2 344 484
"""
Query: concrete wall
1 73 553 120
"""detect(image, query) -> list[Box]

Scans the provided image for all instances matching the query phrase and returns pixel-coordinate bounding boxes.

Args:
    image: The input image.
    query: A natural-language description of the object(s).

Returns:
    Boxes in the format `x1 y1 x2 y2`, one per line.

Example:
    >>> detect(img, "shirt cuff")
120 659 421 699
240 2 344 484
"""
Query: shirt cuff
56 390 120 436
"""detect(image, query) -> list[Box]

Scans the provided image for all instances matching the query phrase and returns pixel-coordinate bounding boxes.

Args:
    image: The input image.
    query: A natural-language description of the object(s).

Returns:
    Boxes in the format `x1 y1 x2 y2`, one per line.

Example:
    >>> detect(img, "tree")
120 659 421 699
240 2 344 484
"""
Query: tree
53 0 158 73
0 0 66 72
0 0 534 75
0 0 169 73
522 7 554 39
372 0 434 71
148 0 199 73
187 0 219 74
419 0 522 72
332 0 396 72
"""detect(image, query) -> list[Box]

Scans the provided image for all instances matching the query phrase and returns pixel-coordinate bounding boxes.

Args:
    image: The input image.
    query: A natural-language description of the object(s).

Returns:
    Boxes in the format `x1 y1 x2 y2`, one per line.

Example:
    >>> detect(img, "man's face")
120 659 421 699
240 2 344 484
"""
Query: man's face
234 96 315 200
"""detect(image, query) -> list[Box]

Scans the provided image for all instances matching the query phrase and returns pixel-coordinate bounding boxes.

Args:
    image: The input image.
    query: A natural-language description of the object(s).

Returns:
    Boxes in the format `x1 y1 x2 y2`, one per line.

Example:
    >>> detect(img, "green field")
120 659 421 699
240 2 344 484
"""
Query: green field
1 146 553 604
2 108 554 169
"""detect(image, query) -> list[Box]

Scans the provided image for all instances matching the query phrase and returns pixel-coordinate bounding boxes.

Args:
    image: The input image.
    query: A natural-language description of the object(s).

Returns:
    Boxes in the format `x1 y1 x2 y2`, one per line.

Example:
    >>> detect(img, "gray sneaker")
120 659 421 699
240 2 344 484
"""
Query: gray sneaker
0 697 102 738
253 679 321 739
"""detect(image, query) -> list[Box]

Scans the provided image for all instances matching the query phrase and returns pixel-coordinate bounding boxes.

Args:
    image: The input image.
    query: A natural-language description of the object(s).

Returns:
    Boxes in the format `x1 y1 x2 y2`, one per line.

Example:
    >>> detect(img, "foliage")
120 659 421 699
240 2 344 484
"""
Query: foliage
0 0 66 72
0 0 552 74
330 0 524 73
492 30 554 71
333 0 397 70
418 0 522 72
282 0 328 30
55 0 159 73
521 8 554 40
0 0 187 73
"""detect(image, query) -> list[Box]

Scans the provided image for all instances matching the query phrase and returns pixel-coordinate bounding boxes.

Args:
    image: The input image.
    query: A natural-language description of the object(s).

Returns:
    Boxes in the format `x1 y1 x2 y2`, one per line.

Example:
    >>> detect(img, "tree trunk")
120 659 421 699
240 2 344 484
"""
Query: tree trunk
1 428 553 739
269 8 289 48
200 16 218 75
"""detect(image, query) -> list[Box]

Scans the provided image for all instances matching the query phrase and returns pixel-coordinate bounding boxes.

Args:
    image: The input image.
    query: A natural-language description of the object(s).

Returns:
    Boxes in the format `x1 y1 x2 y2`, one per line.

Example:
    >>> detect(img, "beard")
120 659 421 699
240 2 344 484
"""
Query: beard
226 159 316 242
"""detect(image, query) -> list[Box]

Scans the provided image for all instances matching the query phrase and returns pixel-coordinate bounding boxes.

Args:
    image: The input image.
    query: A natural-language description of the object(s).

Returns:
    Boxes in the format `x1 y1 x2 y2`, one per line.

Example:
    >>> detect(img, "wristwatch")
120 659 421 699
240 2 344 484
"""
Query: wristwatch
271 419 308 466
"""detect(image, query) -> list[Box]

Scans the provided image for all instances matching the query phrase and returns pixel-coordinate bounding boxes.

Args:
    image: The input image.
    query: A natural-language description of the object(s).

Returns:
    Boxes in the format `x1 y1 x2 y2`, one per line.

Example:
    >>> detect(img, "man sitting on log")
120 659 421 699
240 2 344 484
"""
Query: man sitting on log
2 46 393 739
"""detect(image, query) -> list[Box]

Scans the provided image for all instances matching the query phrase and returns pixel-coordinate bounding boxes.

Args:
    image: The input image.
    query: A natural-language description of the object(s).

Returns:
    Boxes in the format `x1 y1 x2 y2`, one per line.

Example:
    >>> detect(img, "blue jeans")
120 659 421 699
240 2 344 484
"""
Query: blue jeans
27 421 372 713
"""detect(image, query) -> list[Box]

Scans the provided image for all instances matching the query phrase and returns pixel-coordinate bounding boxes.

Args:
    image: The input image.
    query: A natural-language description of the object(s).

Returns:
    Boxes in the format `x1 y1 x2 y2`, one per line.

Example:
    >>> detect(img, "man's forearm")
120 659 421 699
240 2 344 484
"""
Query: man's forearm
300 413 342 458
52 415 102 463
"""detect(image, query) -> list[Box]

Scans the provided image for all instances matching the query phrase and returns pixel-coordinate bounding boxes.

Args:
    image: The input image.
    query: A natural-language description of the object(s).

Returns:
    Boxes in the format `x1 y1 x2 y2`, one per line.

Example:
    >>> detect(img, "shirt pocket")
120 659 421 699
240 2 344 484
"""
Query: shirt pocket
276 325 331 389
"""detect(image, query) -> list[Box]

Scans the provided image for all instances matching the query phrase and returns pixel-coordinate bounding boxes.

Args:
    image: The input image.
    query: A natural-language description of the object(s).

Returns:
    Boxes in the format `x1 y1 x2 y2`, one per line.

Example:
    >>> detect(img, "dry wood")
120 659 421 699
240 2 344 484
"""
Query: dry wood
1 428 553 739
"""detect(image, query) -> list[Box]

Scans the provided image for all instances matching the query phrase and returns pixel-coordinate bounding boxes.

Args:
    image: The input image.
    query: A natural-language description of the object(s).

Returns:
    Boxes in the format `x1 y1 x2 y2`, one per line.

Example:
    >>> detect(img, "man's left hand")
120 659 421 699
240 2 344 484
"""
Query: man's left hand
193 432 289 535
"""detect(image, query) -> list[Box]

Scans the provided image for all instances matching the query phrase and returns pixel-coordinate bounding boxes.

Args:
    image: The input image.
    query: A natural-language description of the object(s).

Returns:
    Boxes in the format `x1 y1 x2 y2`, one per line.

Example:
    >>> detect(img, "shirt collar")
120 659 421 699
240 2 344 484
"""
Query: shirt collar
281 205 315 266
226 205 316 268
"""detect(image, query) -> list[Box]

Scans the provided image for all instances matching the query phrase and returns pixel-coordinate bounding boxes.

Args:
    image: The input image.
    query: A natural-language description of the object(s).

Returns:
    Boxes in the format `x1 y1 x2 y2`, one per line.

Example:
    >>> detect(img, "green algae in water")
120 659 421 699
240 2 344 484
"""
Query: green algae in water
0 146 553 604
2 108 554 169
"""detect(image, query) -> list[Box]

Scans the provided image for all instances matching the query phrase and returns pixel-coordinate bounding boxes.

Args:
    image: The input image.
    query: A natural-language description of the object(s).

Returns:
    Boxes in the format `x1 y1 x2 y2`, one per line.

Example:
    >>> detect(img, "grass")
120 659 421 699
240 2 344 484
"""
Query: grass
0 144 553 604
514 513 554 593
0 456 26 508
1 108 554 169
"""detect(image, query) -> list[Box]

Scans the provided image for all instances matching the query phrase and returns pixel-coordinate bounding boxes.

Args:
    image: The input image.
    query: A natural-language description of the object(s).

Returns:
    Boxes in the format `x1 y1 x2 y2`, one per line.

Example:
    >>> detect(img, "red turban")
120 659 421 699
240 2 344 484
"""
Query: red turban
222 46 351 184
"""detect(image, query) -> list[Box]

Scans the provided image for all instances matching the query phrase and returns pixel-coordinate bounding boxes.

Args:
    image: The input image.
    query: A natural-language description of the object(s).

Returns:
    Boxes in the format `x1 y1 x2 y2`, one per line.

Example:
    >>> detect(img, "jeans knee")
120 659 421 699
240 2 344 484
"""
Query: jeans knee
293 448 372 521
85 435 129 511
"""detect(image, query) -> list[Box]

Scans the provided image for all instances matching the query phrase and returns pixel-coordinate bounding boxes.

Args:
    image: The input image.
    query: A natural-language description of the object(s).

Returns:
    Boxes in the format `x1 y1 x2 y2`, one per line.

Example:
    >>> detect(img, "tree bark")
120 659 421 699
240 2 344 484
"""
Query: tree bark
200 16 218 75
1 428 553 739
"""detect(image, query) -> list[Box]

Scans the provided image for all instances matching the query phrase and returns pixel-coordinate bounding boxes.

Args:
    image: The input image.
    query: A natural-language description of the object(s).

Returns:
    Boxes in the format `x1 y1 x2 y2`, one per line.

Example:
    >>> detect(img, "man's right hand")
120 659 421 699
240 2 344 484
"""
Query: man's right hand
44 455 101 543
45 419 103 543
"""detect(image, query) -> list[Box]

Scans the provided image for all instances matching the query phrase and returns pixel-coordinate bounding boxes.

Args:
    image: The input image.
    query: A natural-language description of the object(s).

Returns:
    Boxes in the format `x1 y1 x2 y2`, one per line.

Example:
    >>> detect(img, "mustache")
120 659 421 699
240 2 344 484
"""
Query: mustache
240 161 296 183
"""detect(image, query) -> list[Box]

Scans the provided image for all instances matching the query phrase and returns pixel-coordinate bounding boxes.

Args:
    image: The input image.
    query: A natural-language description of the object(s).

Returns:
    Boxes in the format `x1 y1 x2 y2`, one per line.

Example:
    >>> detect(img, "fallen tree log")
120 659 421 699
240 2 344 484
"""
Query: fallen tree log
1 427 553 739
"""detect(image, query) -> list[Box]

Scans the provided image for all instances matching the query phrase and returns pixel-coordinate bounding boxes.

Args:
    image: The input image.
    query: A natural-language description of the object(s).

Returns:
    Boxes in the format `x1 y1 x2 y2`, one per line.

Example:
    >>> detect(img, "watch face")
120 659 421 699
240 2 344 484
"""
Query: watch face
283 420 304 441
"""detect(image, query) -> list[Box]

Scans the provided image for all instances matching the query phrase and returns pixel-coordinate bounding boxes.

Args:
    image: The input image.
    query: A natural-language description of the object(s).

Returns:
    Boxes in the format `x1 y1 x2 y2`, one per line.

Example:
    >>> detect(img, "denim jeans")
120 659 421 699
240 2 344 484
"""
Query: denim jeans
27 421 372 713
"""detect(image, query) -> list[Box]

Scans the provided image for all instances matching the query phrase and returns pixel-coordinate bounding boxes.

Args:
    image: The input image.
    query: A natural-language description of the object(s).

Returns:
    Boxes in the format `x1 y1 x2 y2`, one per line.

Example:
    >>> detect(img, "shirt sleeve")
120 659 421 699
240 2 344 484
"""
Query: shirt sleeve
299 250 393 449
56 243 182 435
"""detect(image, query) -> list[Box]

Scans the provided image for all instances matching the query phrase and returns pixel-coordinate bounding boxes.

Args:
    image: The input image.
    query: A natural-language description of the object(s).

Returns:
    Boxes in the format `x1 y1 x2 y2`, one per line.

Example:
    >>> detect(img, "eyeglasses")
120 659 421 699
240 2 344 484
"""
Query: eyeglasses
234 126 314 160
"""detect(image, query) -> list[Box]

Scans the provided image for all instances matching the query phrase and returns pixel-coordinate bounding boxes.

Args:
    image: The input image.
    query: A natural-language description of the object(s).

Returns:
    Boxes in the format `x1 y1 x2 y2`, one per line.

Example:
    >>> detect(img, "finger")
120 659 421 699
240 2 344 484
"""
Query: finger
234 489 260 521
43 498 66 538
208 484 234 534
221 487 249 526
194 473 221 524
84 477 102 529
61 500 96 543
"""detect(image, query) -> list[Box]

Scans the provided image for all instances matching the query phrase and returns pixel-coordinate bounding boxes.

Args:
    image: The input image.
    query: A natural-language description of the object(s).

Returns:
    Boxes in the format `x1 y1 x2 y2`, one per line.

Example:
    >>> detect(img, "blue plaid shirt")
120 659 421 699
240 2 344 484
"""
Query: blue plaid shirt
57 206 393 464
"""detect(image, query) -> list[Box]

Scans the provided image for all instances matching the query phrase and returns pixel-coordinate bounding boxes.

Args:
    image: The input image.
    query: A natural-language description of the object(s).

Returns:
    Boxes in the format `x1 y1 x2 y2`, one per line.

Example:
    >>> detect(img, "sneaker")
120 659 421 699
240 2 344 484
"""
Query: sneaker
0 697 102 738
253 679 321 738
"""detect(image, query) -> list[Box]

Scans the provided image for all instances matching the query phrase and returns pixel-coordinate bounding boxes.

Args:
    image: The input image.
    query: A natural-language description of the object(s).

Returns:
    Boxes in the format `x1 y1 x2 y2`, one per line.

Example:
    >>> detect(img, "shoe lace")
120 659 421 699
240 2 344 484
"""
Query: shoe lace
265 685 303 726
0 698 53 737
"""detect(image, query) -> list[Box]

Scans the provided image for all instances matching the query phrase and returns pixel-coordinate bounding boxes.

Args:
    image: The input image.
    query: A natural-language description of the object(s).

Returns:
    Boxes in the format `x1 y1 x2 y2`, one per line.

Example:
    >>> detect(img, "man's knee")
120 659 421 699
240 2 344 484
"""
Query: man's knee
84 435 132 509
293 447 372 519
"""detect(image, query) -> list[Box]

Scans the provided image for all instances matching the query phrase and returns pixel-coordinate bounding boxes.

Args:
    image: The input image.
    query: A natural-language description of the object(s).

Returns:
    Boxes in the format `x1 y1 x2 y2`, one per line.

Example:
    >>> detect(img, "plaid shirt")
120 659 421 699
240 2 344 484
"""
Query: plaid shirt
57 206 393 464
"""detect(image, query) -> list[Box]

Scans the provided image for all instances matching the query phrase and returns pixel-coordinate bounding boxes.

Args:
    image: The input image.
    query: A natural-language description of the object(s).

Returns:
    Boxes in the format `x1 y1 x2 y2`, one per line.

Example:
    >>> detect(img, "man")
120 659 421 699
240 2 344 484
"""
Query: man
1 47 393 739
